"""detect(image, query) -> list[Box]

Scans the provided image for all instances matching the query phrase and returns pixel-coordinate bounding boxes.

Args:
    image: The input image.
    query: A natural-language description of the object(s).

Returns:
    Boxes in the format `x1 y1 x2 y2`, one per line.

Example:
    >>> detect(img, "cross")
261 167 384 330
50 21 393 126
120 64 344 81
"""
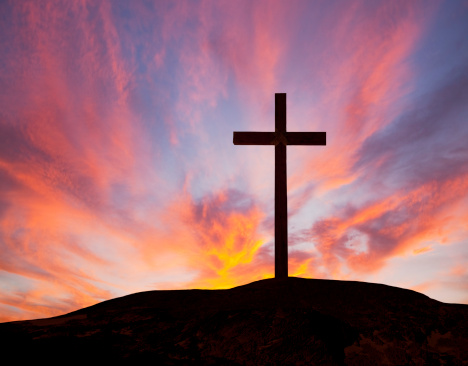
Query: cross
233 93 326 278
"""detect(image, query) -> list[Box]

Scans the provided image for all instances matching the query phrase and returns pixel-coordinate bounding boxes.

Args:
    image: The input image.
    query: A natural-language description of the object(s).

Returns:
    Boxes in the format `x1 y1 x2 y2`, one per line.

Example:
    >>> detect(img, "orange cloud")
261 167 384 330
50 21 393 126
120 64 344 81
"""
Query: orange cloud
412 246 433 255
0 1 154 321
306 173 468 279
159 189 270 289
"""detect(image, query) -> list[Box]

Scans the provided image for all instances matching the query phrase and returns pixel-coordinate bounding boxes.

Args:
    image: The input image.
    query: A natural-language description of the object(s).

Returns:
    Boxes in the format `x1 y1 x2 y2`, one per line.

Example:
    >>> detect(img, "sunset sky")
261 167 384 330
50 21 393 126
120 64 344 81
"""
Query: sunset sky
1 0 468 322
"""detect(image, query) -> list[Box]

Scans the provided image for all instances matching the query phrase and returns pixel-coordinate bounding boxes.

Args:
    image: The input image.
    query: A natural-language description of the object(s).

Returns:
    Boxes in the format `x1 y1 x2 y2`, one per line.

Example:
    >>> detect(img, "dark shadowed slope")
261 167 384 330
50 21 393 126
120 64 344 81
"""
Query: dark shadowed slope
1 277 467 365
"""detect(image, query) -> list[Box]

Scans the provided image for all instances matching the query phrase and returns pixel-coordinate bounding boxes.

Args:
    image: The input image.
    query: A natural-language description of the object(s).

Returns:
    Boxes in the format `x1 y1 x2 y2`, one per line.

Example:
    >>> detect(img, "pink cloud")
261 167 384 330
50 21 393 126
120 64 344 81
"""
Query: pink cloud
286 1 435 196
302 173 468 279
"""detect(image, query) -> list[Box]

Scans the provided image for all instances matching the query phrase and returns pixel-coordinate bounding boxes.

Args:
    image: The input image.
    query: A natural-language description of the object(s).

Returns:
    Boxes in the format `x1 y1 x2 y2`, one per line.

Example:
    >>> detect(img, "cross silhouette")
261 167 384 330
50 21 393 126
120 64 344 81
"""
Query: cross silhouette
233 93 326 278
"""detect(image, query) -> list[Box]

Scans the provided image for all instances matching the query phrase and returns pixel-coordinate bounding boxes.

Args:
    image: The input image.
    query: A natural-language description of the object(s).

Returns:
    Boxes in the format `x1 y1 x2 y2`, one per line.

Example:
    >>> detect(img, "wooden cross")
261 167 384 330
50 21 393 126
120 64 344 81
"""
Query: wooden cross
233 93 326 278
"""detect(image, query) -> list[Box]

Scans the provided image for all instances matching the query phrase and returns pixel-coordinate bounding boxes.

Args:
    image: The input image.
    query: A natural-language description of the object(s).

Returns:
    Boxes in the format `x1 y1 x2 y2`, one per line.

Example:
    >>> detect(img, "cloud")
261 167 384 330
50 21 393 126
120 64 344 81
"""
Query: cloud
354 67 468 191
285 0 431 197
302 174 468 279
0 0 156 321
163 189 269 289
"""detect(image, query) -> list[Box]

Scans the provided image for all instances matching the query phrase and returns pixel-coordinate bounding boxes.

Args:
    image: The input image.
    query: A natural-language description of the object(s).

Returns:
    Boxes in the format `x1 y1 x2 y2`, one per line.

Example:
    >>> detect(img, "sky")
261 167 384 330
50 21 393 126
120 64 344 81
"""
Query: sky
1 0 468 322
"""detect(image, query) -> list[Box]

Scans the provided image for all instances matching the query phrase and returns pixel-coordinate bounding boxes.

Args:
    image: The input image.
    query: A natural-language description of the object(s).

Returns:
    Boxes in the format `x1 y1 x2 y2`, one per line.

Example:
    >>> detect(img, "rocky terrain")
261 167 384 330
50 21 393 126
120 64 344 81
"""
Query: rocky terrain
1 277 467 365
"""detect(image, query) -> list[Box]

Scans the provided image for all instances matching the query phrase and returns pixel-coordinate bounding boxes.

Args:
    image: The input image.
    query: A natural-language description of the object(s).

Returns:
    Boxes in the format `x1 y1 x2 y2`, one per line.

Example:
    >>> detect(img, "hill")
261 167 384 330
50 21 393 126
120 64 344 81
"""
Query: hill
1 277 467 364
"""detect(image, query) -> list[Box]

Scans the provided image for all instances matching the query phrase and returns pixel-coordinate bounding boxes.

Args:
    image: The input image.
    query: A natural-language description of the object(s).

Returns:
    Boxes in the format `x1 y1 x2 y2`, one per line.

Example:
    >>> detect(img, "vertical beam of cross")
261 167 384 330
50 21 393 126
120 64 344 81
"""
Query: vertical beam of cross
275 94 288 278
233 93 326 278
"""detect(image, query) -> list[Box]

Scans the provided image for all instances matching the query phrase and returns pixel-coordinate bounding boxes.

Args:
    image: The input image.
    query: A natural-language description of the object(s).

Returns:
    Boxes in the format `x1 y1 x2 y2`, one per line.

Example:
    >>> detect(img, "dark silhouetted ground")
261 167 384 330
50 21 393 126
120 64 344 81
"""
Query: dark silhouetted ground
1 277 467 364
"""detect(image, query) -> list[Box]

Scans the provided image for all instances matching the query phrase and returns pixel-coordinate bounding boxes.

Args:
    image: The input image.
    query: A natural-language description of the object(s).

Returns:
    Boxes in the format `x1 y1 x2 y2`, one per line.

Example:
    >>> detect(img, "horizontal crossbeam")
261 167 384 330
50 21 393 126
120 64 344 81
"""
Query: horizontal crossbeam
233 131 326 145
